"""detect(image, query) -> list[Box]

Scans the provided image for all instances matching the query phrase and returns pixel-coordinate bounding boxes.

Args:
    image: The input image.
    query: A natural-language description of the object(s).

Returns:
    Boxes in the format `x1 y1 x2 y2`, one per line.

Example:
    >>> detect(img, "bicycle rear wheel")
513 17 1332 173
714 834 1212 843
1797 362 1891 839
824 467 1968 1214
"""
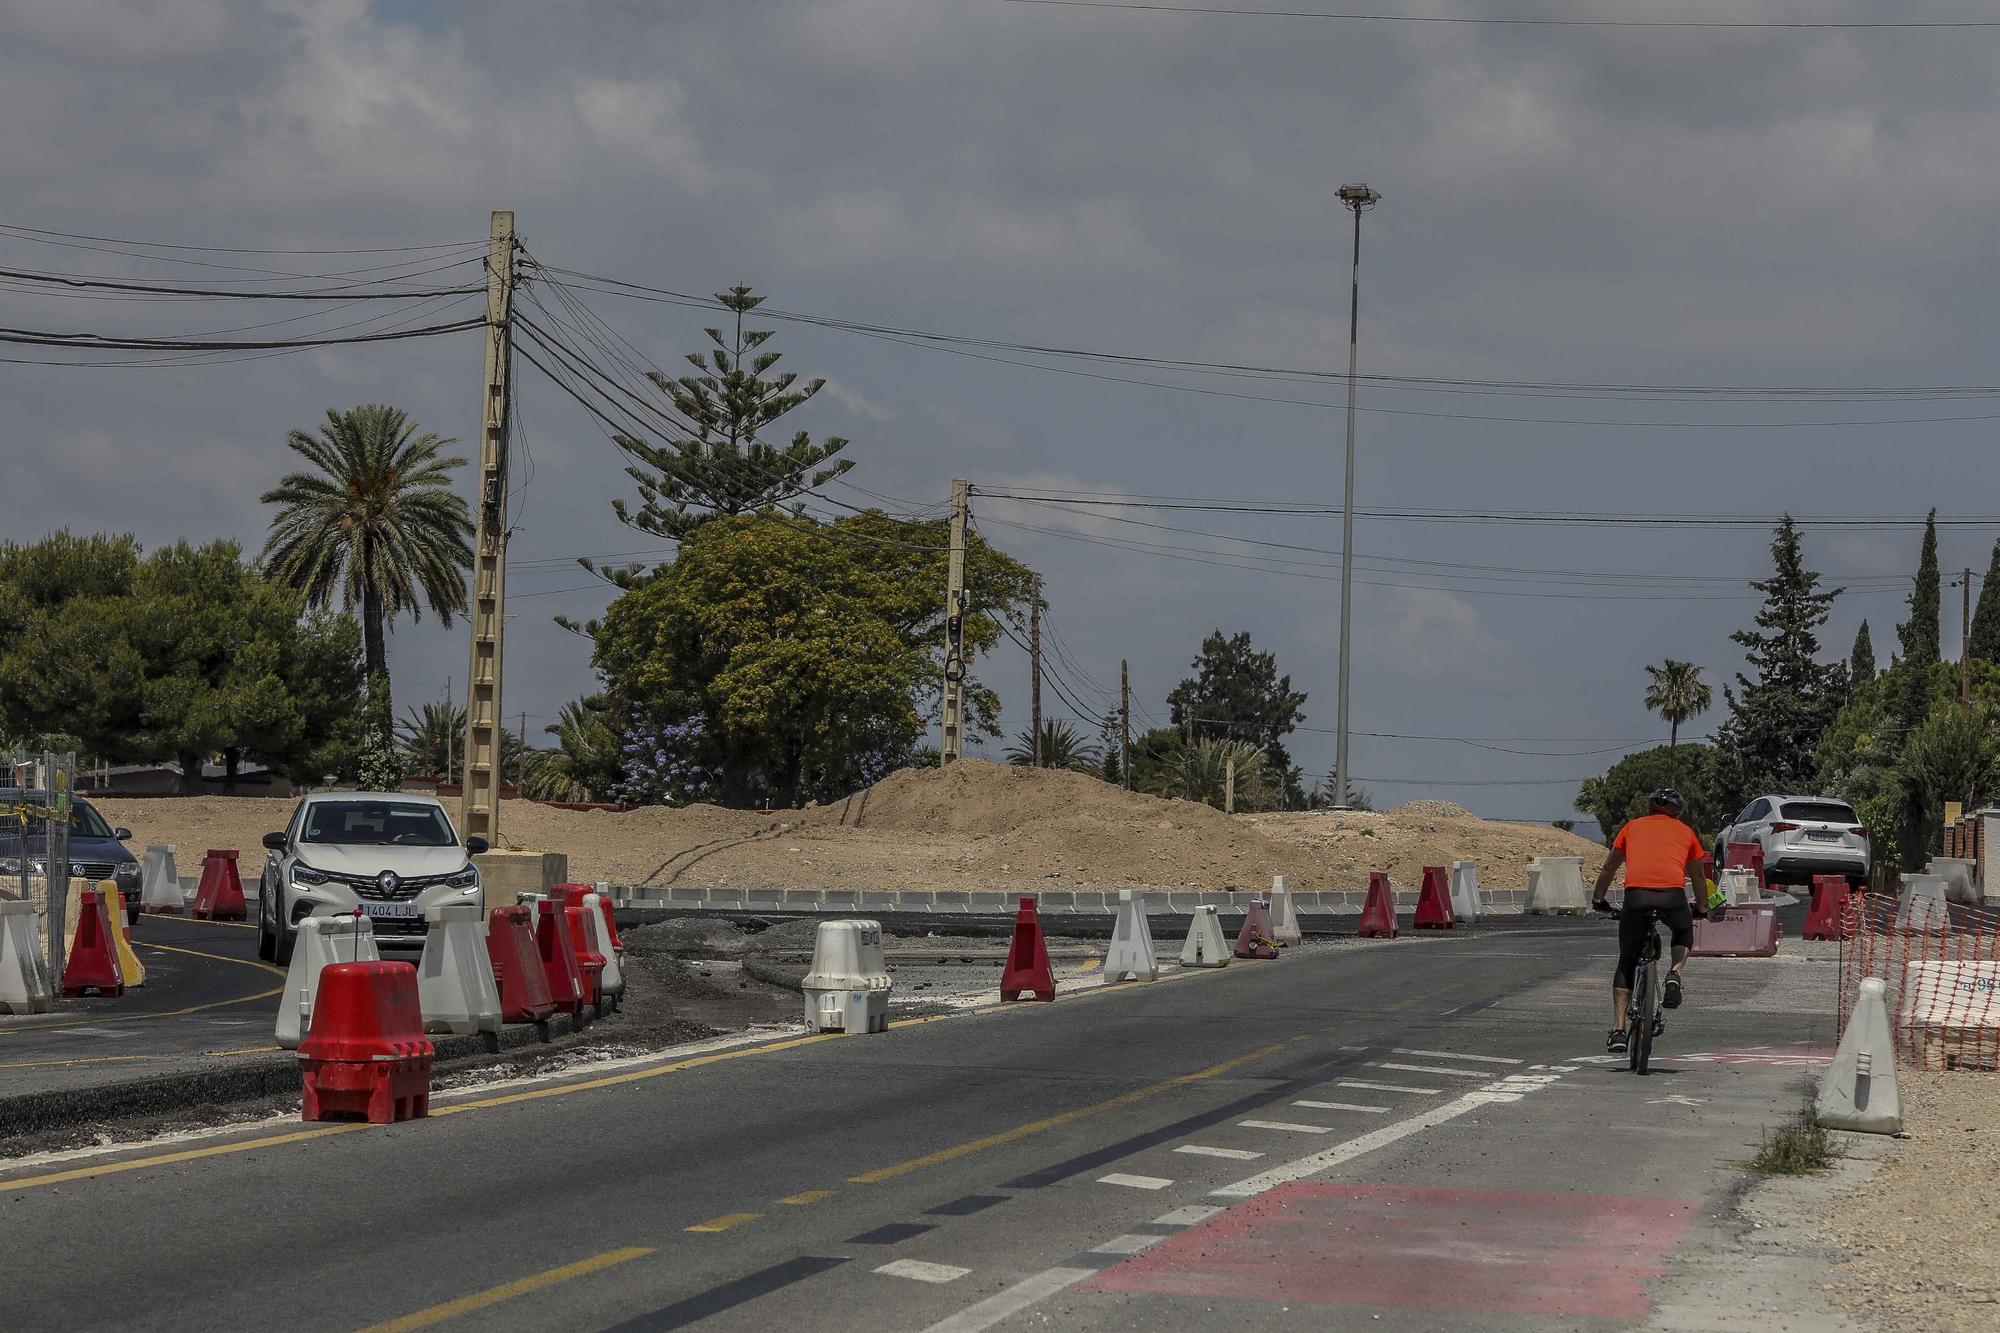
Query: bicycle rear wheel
1632 965 1655 1074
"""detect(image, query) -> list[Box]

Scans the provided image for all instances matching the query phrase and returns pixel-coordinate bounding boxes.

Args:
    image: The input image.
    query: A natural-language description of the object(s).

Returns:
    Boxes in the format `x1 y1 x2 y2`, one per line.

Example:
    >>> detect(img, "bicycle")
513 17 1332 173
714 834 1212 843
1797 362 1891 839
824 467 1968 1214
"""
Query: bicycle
1595 900 1667 1074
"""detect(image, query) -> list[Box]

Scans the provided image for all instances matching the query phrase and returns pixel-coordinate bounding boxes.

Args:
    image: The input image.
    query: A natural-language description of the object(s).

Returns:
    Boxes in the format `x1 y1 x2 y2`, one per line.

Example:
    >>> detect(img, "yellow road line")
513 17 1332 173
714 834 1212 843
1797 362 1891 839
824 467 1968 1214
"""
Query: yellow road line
140 938 286 976
0 940 283 1038
0 1125 363 1192
686 1212 759 1233
846 1041 1288 1184
357 1246 653 1333
778 1188 835 1205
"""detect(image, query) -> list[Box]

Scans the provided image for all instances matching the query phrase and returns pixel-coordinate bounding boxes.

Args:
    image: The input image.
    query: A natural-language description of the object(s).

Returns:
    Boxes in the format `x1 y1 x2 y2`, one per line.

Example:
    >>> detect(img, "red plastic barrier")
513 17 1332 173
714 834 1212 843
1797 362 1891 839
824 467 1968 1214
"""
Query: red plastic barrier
297 961 433 1123
554 882 624 953
1691 904 1779 958
192 849 248 921
1234 900 1278 959
1358 871 1399 939
486 906 556 1027
60 888 124 997
1805 876 1852 941
563 903 606 1011
534 899 585 1024
1414 865 1456 930
1000 896 1055 1002
1723 842 1766 892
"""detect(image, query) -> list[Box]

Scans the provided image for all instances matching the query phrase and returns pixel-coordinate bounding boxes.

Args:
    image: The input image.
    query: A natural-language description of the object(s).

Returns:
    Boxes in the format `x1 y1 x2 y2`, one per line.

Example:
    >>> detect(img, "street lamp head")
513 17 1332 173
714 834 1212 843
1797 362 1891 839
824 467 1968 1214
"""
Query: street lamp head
1337 183 1381 212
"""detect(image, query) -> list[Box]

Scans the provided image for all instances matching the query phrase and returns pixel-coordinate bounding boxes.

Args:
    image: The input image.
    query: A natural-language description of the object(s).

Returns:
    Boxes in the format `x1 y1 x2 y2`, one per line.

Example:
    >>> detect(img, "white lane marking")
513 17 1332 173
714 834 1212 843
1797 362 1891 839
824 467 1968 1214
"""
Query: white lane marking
922 1266 1097 1332
1394 1048 1522 1065
1239 1119 1334 1134
877 1260 971 1284
1153 1204 1225 1226
1092 1234 1164 1255
1293 1099 1389 1114
1212 1094 1487 1199
1097 1173 1173 1190
1374 1062 1487 1079
1175 1145 1263 1160
1338 1079 1439 1095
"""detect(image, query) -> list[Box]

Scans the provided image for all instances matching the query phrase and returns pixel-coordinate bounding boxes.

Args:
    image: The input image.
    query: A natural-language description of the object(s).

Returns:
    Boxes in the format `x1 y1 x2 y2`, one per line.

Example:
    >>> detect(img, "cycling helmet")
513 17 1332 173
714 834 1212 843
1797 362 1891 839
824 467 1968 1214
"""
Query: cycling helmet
1648 787 1686 811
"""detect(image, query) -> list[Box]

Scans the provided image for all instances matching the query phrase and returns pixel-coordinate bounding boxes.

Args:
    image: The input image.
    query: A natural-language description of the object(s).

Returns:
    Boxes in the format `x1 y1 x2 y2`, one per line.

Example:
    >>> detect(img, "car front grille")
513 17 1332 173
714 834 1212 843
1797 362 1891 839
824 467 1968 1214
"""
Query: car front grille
72 861 117 881
349 872 452 902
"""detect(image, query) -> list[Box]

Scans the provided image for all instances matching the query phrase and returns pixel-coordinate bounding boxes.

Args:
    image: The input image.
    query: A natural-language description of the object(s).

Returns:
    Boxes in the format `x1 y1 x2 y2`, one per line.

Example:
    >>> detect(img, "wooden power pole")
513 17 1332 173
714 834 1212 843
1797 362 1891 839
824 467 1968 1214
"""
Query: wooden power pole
940 479 969 764
1120 659 1131 789
461 209 515 841
1029 580 1042 767
1963 566 1974 715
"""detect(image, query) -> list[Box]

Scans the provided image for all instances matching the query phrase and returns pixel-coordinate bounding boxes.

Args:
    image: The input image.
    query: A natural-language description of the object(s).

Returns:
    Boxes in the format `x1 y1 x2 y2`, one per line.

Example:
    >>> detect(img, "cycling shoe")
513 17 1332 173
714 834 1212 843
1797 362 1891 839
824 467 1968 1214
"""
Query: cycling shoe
1606 1028 1629 1053
1663 975 1684 1009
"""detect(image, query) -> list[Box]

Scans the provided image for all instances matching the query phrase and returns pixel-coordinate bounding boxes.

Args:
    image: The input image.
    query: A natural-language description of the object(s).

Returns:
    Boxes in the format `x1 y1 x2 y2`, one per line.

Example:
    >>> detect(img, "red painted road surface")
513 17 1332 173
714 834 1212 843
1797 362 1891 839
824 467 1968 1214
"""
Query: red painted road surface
1085 1183 1698 1319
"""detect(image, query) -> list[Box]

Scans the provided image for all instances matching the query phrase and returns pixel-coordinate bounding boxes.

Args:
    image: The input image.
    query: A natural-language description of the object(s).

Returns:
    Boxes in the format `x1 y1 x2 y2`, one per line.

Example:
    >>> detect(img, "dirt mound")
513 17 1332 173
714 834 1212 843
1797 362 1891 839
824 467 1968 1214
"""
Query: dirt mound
1243 806 1610 889
1393 799 1476 819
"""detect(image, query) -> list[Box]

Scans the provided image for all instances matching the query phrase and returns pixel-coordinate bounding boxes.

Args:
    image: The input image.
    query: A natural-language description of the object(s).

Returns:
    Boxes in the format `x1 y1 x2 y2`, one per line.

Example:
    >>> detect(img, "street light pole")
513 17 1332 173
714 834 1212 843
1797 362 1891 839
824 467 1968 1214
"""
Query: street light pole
1333 183 1380 811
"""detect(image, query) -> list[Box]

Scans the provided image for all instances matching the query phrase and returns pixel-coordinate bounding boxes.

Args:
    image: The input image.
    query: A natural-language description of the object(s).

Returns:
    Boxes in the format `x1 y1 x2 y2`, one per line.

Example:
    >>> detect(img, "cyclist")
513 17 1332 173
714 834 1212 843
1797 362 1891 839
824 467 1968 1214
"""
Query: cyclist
1589 787 1717 1053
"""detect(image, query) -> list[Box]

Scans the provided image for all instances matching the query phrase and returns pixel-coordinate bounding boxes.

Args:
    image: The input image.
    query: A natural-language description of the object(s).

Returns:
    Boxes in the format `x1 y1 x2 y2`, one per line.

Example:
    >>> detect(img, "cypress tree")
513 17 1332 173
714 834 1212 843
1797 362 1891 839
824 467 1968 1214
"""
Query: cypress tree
1893 509 1942 730
1969 540 2000 662
1849 620 1875 683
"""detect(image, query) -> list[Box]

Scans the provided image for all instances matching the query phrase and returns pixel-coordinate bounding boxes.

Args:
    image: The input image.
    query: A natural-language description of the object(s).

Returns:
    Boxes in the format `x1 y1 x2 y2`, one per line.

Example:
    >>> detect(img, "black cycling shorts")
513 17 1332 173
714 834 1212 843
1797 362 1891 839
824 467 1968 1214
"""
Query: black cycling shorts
1615 889 1695 990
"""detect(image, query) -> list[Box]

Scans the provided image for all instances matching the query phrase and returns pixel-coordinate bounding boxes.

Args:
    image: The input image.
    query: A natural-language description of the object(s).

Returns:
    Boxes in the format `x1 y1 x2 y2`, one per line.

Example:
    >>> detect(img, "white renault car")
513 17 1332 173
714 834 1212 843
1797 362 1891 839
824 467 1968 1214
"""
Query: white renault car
1713 793 1870 889
256 792 488 964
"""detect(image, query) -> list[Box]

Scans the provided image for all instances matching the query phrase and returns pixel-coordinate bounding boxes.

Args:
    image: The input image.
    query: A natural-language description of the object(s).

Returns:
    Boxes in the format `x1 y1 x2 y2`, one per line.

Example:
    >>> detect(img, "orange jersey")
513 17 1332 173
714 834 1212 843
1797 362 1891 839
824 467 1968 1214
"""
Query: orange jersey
1612 813 1704 889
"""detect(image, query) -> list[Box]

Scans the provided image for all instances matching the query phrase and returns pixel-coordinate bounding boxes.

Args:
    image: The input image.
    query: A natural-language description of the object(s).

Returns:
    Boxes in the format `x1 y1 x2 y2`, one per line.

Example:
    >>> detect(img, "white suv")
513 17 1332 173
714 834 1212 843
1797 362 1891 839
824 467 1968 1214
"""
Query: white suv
256 792 488 964
1713 794 1869 889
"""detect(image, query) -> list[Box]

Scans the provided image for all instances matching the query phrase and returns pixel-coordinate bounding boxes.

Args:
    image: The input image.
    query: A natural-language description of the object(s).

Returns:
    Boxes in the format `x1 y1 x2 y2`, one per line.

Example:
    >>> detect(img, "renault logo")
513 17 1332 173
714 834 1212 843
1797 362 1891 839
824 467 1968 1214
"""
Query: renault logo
376 870 400 895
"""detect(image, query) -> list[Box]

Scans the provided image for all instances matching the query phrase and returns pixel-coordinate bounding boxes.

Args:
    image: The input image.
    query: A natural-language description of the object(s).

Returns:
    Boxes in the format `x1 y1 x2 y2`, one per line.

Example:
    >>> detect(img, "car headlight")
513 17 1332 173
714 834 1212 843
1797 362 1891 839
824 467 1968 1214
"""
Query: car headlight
446 865 479 890
291 862 330 886
115 863 140 882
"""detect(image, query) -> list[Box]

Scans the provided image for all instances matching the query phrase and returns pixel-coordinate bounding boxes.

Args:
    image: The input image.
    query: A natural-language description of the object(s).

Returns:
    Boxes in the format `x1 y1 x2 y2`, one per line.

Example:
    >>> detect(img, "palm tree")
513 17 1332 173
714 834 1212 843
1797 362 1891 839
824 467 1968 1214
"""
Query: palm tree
259 404 474 688
396 700 523 785
1643 660 1713 761
520 697 621 801
1004 719 1100 773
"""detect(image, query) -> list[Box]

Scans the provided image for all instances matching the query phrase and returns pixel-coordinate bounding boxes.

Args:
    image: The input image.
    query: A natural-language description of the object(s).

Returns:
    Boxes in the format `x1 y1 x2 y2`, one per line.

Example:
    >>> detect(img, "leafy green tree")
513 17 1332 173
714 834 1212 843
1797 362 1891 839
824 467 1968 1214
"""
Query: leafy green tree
1849 620 1876 684
520 697 621 802
1576 744 1723 845
1712 517 1844 810
1970 542 2000 662
1126 726 1185 797
1893 701 2000 863
606 287 854 550
1139 737 1278 811
1004 719 1100 773
259 404 473 688
593 513 1034 806
1642 659 1712 761
1166 629 1308 807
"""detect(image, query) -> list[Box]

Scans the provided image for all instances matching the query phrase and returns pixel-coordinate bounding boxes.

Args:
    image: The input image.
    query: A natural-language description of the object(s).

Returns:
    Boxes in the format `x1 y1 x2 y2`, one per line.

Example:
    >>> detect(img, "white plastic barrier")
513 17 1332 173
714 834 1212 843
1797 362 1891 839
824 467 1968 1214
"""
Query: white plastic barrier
1267 876 1302 947
591 884 625 951
803 919 891 1033
1103 890 1159 983
1449 861 1482 923
583 891 624 998
1894 876 1952 934
1719 867 1761 906
0 901 53 1015
1525 857 1588 915
1816 976 1901 1134
1926 857 1978 905
1179 905 1230 968
276 915 380 1048
417 902 503 1040
139 844 183 913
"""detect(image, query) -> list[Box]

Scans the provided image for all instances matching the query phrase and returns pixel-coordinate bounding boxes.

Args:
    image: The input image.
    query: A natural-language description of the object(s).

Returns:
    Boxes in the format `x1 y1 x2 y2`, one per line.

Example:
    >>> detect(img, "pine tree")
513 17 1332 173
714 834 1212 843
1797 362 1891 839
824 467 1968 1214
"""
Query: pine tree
1969 541 2000 662
1716 516 1844 807
1849 620 1875 683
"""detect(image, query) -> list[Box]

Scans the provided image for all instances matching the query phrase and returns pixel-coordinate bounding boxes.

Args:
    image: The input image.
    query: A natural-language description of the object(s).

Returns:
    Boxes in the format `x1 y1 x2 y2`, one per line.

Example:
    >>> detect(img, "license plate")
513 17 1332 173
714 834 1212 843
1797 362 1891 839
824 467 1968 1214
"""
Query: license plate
361 902 420 920
1806 830 1840 841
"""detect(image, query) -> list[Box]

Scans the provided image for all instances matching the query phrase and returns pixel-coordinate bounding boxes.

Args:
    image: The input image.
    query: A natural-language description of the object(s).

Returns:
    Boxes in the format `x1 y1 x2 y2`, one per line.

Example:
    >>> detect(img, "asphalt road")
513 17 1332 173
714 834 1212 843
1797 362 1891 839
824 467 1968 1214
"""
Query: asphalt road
0 910 1836 1331
0 914 283 1095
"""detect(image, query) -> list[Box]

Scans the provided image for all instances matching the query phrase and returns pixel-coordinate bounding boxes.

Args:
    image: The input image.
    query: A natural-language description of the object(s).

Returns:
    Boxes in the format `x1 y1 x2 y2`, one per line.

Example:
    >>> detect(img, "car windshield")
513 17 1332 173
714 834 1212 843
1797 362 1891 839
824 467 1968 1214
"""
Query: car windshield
0 794 114 840
301 800 458 847
1781 800 1857 824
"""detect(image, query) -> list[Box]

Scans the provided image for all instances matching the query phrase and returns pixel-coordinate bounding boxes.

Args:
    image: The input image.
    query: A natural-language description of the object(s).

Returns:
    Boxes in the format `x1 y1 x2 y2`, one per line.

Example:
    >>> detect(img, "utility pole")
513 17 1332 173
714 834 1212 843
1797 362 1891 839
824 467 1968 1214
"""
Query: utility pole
1120 659 1131 790
443 676 453 786
1225 755 1236 814
1963 567 1973 715
1333 183 1380 812
940 479 969 764
1029 579 1043 767
461 209 515 841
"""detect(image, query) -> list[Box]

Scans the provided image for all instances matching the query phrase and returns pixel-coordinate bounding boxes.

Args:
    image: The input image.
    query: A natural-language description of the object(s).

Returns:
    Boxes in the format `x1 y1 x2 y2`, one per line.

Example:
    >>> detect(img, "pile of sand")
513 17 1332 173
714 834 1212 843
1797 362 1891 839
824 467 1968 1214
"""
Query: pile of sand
90 760 1609 894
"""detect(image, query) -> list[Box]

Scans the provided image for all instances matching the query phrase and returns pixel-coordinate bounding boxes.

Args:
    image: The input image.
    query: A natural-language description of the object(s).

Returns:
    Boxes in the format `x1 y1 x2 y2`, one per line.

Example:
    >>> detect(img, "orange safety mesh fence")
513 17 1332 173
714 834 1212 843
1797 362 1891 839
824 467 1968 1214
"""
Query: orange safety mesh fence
1839 891 2000 1071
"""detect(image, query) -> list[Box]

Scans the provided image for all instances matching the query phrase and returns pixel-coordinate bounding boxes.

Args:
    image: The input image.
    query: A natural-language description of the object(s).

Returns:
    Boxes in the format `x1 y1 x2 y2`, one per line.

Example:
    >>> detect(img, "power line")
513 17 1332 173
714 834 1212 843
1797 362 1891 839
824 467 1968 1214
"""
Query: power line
0 222 481 255
0 315 483 352
995 0 2000 29
0 265 482 301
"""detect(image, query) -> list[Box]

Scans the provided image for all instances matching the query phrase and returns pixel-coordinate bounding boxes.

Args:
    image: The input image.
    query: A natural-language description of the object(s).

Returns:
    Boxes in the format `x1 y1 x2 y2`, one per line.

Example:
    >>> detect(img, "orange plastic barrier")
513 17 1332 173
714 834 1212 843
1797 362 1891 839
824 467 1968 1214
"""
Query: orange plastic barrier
486 905 556 1030
1805 876 1852 941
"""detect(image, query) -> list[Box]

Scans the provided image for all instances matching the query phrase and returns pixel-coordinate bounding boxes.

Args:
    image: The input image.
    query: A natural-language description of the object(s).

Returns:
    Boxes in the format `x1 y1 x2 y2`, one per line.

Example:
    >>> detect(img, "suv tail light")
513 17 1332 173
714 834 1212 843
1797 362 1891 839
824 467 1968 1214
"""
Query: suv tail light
1849 825 1867 836
1770 822 1799 833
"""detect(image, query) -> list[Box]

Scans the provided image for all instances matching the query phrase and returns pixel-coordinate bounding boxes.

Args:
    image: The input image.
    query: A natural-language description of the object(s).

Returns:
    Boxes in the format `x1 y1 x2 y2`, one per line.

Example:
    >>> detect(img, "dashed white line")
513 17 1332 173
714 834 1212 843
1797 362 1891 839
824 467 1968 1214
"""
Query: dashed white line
1097 1172 1173 1190
1374 1062 1488 1079
1175 1145 1263 1160
1394 1048 1523 1065
877 1260 971 1284
1091 1234 1165 1255
922 1266 1097 1332
1153 1204 1225 1226
1338 1079 1439 1095
1212 1094 1490 1199
1238 1119 1334 1134
1293 1099 1389 1114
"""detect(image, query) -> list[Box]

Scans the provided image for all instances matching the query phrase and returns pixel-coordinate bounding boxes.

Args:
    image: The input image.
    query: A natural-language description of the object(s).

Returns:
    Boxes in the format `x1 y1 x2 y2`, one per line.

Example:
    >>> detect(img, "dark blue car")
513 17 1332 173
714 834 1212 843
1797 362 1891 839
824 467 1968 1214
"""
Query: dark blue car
0 788 142 922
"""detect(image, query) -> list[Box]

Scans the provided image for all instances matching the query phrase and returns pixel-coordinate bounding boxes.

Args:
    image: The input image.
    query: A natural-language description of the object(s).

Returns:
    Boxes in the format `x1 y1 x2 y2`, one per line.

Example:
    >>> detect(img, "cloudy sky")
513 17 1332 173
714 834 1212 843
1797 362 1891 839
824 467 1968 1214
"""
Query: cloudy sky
3 0 1995 820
